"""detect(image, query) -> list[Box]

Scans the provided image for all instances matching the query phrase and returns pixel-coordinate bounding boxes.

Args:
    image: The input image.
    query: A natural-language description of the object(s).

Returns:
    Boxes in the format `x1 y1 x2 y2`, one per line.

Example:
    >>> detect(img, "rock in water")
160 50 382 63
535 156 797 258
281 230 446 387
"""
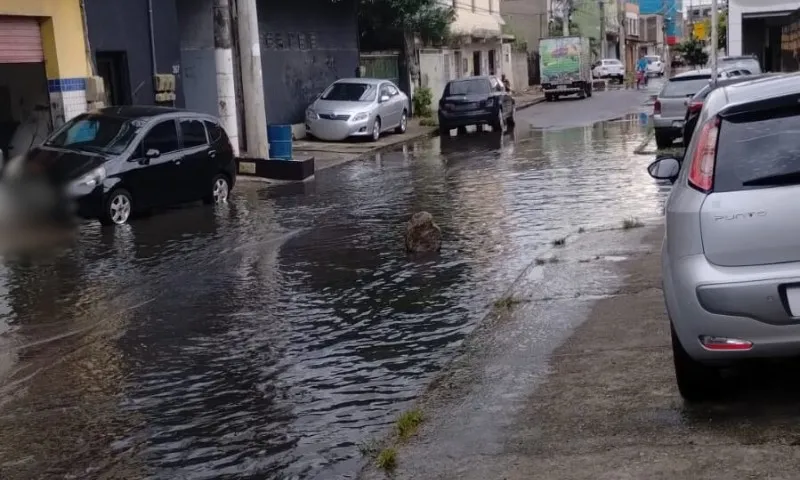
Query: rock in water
405 211 442 253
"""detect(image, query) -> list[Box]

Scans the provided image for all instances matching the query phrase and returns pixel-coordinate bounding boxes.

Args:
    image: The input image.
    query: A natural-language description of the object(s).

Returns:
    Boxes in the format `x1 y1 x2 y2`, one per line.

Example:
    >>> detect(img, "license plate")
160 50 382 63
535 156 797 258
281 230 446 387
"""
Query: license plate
786 287 800 316
557 85 567 90
672 121 684 128
453 103 475 111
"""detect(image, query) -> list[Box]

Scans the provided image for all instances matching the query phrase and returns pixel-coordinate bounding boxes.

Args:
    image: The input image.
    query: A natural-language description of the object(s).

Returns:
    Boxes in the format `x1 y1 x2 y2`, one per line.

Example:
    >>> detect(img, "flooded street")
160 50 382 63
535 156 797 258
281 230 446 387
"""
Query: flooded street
0 91 668 479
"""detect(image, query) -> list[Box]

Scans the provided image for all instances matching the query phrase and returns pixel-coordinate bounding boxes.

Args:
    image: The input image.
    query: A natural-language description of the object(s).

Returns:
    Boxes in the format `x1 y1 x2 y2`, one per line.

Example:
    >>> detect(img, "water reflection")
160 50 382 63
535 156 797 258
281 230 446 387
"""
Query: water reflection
0 115 666 479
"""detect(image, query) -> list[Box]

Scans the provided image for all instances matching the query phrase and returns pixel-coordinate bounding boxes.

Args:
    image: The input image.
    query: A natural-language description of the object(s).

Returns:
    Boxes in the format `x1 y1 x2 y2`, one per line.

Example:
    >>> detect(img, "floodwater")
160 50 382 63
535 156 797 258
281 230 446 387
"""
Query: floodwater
0 114 669 479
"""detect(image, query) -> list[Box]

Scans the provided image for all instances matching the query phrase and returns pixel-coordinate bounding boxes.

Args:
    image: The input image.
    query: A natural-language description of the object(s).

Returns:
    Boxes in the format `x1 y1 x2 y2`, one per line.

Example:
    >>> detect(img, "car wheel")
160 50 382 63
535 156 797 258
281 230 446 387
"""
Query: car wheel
100 189 133 226
371 118 381 142
203 174 231 205
672 324 722 402
655 129 673 149
395 110 408 134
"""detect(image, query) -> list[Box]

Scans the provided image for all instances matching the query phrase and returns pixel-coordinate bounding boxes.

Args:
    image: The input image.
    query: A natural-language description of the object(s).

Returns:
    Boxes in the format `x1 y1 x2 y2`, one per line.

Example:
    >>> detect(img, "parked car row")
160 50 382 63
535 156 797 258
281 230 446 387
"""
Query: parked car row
645 64 800 403
652 67 759 149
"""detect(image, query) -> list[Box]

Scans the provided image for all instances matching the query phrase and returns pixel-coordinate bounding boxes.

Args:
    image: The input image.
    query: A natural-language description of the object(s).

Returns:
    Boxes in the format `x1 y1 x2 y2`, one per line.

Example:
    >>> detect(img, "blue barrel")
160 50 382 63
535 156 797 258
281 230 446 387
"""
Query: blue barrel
268 124 293 160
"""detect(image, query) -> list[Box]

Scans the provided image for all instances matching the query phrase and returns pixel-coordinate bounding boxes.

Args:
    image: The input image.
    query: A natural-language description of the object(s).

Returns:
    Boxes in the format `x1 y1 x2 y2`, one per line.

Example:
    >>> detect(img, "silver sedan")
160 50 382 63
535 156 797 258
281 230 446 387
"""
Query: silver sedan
305 78 410 142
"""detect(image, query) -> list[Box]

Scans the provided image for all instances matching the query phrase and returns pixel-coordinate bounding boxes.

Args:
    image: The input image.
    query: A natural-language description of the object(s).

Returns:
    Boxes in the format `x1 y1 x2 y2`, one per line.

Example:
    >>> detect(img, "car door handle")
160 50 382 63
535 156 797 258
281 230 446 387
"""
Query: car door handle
208 149 217 158
174 159 181 165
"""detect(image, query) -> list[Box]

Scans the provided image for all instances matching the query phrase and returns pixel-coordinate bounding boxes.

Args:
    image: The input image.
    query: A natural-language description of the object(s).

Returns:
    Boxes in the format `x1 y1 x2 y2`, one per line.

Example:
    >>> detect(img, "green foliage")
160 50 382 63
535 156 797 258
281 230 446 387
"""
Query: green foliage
413 87 433 118
376 447 397 470
395 409 424 440
675 37 708 66
717 10 727 50
347 0 455 46
548 18 580 37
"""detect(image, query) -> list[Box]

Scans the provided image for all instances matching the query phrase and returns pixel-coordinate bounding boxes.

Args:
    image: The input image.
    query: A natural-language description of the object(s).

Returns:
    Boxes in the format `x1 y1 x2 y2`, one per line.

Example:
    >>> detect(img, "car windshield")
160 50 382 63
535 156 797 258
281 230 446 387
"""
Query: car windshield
661 76 710 98
719 58 762 74
320 83 376 102
44 114 139 155
446 79 490 96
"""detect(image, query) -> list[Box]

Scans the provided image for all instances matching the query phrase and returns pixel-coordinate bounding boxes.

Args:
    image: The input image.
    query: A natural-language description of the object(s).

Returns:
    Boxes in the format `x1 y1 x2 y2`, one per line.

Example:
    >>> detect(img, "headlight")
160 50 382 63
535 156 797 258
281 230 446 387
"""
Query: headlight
306 109 317 120
351 112 369 122
67 165 106 196
485 98 495 107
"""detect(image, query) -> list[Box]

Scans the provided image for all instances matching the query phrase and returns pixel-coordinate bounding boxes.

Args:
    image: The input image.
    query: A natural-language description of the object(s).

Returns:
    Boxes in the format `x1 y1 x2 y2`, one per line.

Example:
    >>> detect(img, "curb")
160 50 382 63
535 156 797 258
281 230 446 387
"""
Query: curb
516 96 546 110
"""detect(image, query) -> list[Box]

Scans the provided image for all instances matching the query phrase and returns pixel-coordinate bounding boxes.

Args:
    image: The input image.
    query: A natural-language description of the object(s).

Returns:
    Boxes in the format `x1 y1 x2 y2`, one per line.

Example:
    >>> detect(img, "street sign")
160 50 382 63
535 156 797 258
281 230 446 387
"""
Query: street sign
693 22 707 40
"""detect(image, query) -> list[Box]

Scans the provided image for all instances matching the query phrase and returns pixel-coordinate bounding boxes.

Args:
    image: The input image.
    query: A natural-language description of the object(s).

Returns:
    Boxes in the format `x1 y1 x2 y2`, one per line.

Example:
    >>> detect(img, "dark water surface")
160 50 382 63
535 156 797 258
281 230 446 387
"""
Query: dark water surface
0 117 666 479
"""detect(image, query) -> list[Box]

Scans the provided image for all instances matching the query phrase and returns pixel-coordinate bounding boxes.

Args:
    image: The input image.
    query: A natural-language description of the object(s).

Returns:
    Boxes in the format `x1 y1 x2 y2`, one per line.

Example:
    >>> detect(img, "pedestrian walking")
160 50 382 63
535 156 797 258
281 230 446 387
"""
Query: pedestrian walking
501 74 512 94
636 54 649 90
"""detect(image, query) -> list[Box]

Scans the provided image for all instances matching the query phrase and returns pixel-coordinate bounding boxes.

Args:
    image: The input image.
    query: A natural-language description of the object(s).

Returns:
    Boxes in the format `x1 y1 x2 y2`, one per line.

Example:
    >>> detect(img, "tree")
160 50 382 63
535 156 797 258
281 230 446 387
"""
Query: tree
349 0 455 47
675 37 708 66
548 18 580 37
717 10 727 51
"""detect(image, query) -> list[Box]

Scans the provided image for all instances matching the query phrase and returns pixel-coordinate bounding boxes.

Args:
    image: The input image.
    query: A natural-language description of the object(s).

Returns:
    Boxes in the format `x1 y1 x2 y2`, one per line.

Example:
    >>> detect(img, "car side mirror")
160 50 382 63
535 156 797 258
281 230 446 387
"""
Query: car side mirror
146 148 161 159
380 95 390 103
648 157 681 180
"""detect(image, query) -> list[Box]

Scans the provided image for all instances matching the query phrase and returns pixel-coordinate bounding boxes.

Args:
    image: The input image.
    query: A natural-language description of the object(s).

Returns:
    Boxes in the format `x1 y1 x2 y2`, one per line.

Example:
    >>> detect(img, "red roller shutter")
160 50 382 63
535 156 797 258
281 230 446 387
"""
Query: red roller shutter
0 16 44 63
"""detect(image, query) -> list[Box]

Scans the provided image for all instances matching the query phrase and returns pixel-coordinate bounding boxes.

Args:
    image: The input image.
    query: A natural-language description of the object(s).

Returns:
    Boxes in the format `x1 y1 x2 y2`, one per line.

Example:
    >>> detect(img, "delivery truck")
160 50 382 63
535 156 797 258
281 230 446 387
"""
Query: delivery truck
539 36 593 101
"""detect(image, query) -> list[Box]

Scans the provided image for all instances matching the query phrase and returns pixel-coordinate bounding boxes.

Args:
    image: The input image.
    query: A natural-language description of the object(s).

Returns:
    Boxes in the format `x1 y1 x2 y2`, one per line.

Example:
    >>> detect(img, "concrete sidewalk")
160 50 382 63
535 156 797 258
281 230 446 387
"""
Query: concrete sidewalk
361 220 800 479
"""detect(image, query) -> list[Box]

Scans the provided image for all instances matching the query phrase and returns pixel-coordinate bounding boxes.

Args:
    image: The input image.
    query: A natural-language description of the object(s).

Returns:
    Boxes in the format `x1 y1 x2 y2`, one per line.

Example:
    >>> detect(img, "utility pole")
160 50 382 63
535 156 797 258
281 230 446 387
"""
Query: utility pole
618 0 627 71
235 0 268 158
213 0 240 155
711 0 718 83
563 0 571 36
599 0 607 58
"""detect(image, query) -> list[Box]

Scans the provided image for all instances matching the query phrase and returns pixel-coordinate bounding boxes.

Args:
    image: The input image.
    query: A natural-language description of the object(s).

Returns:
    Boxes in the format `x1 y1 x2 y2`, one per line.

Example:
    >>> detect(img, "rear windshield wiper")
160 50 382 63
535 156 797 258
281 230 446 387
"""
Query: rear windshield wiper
742 170 800 187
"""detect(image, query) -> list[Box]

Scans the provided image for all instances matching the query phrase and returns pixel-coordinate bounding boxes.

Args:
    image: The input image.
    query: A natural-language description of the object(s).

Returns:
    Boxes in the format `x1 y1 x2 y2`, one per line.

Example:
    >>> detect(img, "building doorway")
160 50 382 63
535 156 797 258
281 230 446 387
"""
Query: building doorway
96 51 131 106
488 49 496 75
0 16 49 162
473 51 482 75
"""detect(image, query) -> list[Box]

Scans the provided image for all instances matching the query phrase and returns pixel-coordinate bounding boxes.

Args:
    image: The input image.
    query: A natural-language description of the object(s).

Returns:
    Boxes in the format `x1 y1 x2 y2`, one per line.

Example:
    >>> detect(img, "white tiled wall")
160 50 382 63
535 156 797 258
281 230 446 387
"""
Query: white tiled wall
62 90 88 121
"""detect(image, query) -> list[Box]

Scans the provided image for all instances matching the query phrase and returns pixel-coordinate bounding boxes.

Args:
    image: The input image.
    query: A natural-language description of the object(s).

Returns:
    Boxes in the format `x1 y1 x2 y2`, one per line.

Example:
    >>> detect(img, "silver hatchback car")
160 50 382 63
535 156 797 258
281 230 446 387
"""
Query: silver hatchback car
648 73 800 402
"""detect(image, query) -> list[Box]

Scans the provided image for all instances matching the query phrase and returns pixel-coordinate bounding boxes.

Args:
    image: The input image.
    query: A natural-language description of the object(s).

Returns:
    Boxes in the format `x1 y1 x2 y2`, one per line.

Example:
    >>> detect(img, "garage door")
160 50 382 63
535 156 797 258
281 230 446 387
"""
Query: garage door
0 16 43 63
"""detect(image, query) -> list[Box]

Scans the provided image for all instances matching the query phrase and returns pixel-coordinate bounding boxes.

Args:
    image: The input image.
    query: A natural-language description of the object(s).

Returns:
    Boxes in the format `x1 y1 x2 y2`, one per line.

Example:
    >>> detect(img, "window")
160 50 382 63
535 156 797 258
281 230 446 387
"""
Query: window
715 107 800 192
45 114 139 155
446 78 490 96
142 120 179 154
204 121 228 144
661 77 711 98
180 119 207 148
321 82 377 101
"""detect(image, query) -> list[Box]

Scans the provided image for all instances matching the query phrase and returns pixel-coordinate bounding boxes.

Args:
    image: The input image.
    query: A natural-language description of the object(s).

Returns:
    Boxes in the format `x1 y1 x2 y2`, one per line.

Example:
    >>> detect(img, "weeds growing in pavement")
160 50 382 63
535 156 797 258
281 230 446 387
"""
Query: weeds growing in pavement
376 447 397 471
622 217 644 230
552 237 566 247
396 409 424 441
493 295 526 311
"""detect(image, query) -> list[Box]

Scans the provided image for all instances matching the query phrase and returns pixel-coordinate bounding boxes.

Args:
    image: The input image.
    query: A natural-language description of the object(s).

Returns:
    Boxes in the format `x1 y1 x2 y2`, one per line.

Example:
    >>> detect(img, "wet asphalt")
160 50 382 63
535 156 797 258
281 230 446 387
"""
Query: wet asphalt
0 84 663 479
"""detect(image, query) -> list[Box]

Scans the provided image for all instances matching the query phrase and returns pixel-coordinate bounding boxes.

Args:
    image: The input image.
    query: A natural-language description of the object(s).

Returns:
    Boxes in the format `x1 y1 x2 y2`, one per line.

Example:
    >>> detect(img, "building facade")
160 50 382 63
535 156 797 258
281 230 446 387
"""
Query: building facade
639 0 682 44
501 0 547 52
729 0 800 72
84 0 183 108
0 0 91 159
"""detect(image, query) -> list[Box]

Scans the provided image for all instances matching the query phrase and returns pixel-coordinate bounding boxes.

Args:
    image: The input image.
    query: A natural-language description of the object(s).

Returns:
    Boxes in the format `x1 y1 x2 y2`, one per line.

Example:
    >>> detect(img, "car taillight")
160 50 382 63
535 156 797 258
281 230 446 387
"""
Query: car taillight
688 116 720 193
688 101 704 113
653 100 661 115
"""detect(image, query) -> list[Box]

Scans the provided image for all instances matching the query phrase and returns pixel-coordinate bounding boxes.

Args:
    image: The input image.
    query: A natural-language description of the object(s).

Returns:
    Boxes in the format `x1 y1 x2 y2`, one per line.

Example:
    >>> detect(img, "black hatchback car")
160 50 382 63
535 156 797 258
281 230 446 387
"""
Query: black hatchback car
24 106 236 225
437 76 515 135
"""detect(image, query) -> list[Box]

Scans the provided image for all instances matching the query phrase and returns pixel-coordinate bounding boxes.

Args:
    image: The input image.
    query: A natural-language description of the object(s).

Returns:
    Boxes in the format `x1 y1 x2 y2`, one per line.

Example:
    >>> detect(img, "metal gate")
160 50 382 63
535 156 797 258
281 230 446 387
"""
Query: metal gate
360 52 400 85
0 16 43 63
